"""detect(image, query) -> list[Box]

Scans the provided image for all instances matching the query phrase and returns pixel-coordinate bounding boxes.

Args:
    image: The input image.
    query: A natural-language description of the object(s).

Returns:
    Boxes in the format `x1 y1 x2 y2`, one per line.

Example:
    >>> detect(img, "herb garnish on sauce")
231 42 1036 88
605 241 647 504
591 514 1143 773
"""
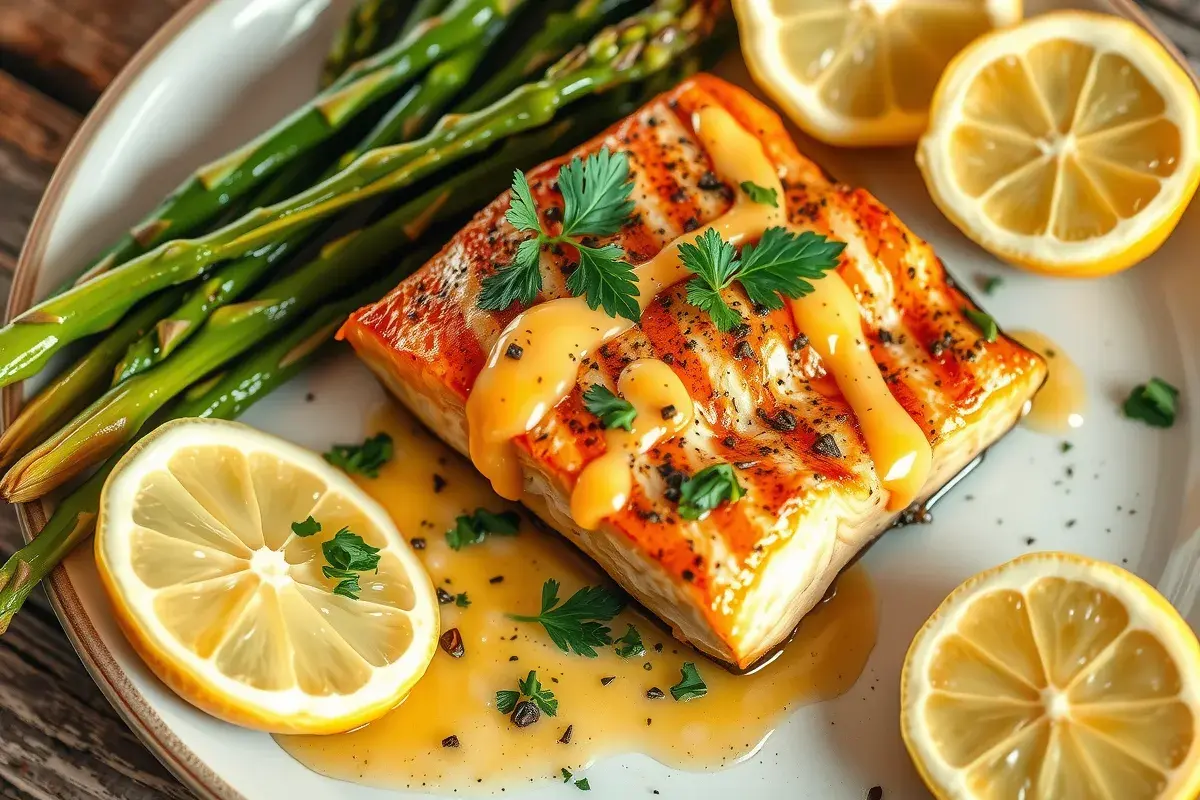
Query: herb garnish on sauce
676 463 744 519
1124 377 1179 428
508 579 625 657
323 432 393 477
446 508 520 550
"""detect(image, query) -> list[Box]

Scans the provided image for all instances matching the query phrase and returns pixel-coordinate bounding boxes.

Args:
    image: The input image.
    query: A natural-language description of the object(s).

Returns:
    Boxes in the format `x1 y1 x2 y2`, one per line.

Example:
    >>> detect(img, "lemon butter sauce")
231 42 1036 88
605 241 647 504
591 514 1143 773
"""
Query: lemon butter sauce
275 404 878 792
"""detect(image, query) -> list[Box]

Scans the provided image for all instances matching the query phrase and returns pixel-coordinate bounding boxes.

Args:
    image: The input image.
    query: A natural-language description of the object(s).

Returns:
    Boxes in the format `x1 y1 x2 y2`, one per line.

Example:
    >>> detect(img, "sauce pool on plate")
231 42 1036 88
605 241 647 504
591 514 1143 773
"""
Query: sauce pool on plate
1010 330 1086 434
275 404 878 792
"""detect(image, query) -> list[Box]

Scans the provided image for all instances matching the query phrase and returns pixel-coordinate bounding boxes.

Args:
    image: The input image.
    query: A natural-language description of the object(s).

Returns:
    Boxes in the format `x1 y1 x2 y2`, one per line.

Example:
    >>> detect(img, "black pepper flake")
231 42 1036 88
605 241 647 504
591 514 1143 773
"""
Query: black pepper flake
509 655 519 661
722 434 737 448
866 787 883 800
930 340 947 358
660 404 677 420
559 725 573 745
1025 537 1036 546
654 643 664 653
441 735 460 748
510 700 540 728
792 333 809 351
757 407 797 432
698 171 722 190
643 662 653 671
601 676 616 686
661 353 674 364
432 474 446 493
812 433 842 458
410 537 426 550
304 392 315 402
683 217 700 232
681 569 694 582
878 329 893 344
730 322 752 340
436 587 454 605
544 206 562 223
439 628 465 658
646 687 665 699
733 340 755 360
489 575 504 584
505 343 524 360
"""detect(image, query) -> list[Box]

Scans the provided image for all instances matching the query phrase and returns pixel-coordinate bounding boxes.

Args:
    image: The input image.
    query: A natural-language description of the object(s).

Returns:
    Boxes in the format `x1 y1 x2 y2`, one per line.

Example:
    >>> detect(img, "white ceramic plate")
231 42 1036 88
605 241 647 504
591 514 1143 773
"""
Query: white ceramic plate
8 1 1200 798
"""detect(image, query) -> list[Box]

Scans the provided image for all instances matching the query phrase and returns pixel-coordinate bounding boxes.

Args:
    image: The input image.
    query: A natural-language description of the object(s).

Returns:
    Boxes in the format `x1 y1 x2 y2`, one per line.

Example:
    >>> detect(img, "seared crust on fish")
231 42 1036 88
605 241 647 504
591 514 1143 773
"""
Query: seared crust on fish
341 74 1047 669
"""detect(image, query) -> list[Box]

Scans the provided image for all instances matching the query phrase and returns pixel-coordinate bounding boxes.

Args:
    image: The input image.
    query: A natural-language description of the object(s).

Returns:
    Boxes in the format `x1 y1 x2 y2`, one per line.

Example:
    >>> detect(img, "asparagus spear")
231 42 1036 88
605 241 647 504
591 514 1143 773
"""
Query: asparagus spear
113 17 510 383
0 58 703 635
457 0 644 113
0 87 652 505
399 0 453 37
0 259 423 636
322 0 413 89
71 0 521 285
0 289 187 469
0 0 715 388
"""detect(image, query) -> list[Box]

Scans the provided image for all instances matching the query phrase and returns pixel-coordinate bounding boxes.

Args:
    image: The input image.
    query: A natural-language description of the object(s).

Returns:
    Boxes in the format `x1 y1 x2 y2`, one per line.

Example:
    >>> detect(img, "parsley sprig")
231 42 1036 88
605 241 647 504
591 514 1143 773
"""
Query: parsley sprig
509 579 625 657
446 508 520 550
582 384 636 431
320 528 381 600
682 227 846 332
496 670 559 717
324 432 393 478
677 463 744 520
291 516 321 537
480 148 639 321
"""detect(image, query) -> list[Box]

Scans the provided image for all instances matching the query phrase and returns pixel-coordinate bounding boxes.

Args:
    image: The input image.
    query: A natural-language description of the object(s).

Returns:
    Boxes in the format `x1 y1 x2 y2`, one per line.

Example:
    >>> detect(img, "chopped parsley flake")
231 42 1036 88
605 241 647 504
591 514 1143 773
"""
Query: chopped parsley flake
323 432 393 477
670 661 708 702
582 384 636 431
291 516 321 537
677 463 744 520
446 508 521 550
1124 377 1179 428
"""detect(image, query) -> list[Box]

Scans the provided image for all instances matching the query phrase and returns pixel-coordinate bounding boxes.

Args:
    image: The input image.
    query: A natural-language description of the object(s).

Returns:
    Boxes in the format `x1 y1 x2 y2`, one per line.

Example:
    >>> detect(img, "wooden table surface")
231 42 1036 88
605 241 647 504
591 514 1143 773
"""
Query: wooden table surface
1 0 1199 797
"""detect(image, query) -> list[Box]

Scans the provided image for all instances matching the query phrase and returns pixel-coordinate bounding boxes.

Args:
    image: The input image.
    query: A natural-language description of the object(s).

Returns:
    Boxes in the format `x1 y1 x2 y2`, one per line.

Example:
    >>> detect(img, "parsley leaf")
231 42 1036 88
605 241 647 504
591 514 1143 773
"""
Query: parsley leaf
505 170 543 234
446 508 521 550
740 181 778 207
496 689 520 715
963 308 998 343
670 661 708 702
737 228 845 310
575 778 591 791
559 149 636 237
982 275 1003 295
291 516 321 537
478 238 544 310
518 669 559 716
613 624 645 658
479 149 638 318
566 242 640 322
1124 377 1179 428
509 579 625 657
677 463 744 520
561 768 573 783
582 384 636 431
682 228 744 332
455 592 471 608
680 228 844 331
323 432 393 478
321 528 381 600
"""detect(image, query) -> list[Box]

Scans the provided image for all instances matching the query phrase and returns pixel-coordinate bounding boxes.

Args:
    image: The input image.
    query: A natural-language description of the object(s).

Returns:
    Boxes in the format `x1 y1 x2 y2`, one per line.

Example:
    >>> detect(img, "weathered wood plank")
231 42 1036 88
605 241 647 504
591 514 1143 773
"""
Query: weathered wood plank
0 0 186 111
0 71 80 275
0 535 187 800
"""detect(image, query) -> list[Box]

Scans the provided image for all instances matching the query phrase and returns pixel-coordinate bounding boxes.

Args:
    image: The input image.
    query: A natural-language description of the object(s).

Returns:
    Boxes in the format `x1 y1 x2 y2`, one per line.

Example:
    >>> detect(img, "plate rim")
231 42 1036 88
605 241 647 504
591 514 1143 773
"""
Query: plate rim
4 2 1196 799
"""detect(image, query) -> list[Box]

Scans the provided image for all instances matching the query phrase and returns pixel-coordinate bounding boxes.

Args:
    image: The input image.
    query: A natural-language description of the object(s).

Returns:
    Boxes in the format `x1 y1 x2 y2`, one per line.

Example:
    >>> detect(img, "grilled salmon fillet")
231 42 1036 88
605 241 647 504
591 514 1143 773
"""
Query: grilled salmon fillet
341 74 1047 670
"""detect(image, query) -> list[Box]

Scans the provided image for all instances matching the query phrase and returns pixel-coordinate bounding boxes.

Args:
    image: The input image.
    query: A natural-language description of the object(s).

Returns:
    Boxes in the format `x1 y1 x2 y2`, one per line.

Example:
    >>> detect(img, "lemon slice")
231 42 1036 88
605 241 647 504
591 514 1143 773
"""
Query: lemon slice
918 11 1200 277
732 0 1022 146
95 419 439 734
902 552 1200 799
